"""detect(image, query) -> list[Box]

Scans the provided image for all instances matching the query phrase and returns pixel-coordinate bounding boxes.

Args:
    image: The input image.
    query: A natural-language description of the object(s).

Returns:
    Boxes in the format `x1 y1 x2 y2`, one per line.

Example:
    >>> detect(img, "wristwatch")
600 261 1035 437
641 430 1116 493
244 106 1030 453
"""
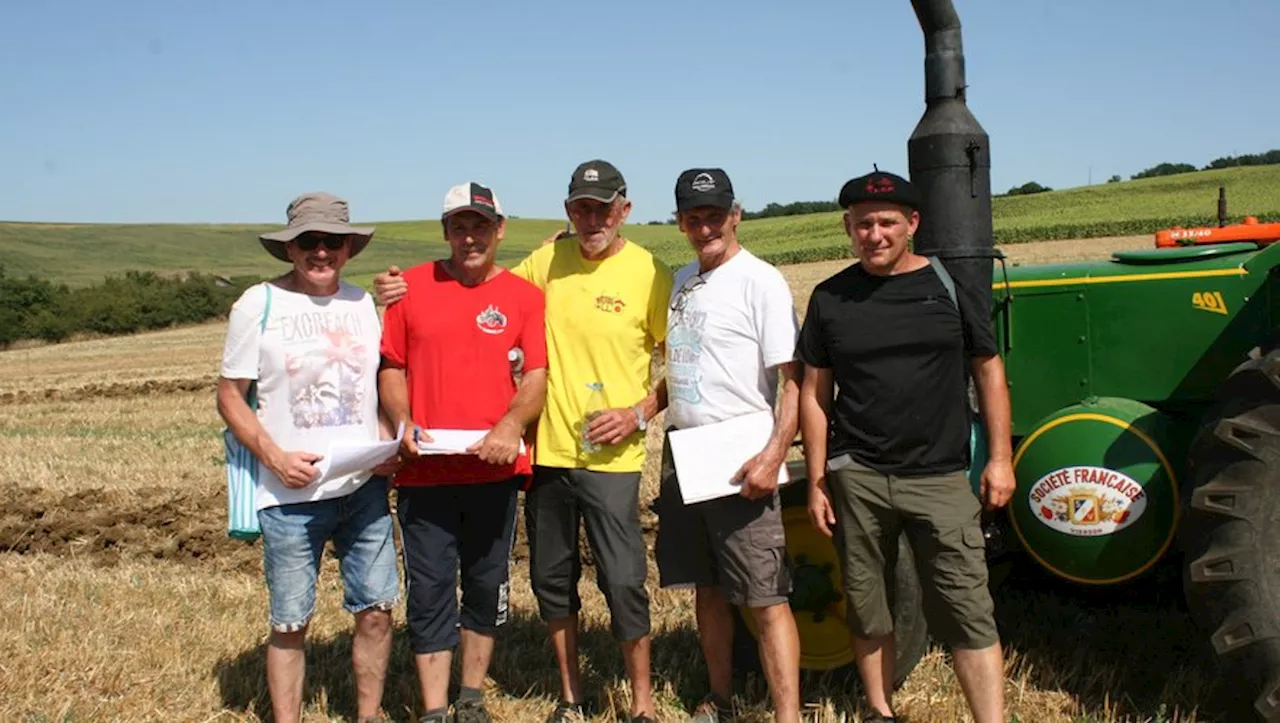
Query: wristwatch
633 404 648 432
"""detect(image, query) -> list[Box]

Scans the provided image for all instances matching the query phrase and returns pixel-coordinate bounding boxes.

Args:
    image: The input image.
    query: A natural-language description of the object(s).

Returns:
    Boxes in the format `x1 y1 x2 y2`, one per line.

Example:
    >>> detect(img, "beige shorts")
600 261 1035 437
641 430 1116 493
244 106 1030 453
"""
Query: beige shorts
826 457 998 649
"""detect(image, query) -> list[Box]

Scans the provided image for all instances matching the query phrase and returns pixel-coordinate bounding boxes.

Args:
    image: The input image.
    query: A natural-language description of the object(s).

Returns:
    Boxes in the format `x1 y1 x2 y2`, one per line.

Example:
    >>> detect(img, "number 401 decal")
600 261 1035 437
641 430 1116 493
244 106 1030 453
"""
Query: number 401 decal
1192 291 1228 315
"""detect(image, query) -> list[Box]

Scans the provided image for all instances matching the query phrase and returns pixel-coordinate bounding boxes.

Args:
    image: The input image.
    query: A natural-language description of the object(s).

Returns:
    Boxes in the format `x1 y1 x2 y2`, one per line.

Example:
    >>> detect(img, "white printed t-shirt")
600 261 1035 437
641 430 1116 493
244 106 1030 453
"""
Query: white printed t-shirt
220 281 383 511
665 248 799 430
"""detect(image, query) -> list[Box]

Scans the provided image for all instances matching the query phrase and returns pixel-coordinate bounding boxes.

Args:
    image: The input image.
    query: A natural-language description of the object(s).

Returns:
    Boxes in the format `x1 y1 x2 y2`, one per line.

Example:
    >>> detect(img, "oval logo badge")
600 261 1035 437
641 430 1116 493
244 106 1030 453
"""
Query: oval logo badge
1027 465 1148 537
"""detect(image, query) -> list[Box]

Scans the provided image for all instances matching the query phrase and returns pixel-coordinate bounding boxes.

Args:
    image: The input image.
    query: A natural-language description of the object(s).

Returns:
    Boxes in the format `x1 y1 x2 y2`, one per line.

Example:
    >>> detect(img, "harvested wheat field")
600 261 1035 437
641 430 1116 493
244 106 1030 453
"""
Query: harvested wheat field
0 236 1230 722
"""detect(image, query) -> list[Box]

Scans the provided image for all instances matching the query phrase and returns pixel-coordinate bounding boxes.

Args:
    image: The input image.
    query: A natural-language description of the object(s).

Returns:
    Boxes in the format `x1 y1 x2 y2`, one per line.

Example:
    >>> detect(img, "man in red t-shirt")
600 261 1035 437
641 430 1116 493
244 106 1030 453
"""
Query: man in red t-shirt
379 181 548 723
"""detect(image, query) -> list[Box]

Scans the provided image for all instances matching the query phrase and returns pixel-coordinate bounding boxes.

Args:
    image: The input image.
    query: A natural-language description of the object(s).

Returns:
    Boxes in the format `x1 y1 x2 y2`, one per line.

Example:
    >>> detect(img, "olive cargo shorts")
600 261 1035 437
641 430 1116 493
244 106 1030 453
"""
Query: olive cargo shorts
826 458 998 650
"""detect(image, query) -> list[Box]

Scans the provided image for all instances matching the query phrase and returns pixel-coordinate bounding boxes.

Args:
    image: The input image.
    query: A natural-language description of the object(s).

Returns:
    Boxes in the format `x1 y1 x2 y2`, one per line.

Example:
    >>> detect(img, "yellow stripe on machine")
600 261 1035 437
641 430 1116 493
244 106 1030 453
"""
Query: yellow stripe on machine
993 267 1247 291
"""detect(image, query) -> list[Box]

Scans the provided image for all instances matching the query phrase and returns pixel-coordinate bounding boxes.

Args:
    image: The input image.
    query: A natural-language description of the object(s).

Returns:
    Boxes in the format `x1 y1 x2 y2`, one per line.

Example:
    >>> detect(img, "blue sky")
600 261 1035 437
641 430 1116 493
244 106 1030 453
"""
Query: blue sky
2 0 1277 225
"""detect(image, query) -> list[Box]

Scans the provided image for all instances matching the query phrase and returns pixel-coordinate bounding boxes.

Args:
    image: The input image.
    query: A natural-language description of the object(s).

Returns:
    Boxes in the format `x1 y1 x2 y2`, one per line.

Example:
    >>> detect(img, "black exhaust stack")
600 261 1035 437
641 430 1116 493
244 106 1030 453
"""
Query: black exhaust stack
908 0 995 317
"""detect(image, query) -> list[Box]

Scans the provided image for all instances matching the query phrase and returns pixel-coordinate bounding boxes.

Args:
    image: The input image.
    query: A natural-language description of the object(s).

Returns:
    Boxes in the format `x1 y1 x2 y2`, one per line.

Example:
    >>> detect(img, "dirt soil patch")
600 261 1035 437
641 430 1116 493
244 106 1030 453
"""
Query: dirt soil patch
0 482 658 574
0 484 262 573
0 376 217 405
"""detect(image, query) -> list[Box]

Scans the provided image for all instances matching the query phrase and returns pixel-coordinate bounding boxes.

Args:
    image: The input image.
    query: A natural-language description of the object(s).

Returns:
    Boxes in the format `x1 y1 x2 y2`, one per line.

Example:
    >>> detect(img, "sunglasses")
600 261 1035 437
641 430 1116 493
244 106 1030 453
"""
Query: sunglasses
670 274 707 313
294 234 348 251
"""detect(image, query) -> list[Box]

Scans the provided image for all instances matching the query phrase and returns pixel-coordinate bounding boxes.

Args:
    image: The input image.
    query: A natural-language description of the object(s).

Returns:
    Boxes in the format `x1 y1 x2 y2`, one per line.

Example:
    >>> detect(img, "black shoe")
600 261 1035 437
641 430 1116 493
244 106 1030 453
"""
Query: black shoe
454 696 492 723
688 692 734 722
862 714 898 723
545 700 587 723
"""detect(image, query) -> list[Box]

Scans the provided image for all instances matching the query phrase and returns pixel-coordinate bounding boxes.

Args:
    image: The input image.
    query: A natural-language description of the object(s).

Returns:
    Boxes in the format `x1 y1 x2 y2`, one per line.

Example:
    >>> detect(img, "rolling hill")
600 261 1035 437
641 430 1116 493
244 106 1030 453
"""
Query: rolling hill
5 165 1278 288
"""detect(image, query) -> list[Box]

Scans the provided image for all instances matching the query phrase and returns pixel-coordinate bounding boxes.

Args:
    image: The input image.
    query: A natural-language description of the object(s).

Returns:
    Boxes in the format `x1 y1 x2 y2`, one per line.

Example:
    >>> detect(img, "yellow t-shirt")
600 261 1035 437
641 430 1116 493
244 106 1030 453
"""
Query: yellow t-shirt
513 238 674 472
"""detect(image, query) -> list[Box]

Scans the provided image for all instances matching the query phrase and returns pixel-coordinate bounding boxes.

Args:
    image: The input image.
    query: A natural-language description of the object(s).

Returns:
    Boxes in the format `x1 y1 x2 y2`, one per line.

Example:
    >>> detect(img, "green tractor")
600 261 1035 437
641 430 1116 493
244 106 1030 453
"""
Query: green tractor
730 0 1280 719
988 215 1280 720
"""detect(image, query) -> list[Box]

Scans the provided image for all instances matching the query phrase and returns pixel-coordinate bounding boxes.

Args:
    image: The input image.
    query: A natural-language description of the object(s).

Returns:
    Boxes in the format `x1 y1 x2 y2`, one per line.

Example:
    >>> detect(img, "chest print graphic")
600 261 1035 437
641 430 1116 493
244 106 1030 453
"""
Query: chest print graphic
476 304 508 334
668 309 707 405
595 292 626 314
284 323 369 429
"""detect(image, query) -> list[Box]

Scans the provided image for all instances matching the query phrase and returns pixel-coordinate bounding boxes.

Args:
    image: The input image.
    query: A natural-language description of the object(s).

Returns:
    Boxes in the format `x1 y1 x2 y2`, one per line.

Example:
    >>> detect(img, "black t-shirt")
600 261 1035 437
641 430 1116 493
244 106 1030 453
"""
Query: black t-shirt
796 261 997 475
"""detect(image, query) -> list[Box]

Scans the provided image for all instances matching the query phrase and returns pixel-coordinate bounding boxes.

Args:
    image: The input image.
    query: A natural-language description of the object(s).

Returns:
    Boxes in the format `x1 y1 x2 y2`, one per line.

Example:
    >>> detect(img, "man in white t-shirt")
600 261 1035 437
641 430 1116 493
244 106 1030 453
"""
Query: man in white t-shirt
217 191 400 723
653 168 802 723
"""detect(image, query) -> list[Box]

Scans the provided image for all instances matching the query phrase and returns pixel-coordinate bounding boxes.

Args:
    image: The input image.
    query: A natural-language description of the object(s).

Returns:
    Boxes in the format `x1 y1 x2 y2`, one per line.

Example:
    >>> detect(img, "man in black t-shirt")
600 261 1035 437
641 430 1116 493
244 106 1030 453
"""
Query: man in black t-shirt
796 170 1014 723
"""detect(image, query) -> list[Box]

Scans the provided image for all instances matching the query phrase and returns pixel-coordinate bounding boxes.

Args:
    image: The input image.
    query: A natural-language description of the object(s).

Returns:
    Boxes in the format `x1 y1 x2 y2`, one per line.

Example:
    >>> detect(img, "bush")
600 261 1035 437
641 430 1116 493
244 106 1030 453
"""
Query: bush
1131 163 1198 180
0 266 256 348
1006 181 1053 196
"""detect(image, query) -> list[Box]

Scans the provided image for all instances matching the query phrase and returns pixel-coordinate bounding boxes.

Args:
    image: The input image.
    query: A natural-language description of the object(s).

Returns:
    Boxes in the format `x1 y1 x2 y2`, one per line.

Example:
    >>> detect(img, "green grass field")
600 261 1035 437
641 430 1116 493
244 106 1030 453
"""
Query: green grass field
6 165 1279 288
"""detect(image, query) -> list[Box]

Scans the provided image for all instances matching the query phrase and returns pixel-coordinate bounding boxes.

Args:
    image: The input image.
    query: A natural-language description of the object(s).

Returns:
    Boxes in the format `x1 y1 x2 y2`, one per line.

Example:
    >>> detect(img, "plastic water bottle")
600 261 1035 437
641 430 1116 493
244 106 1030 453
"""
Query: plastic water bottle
508 348 524 383
581 381 606 454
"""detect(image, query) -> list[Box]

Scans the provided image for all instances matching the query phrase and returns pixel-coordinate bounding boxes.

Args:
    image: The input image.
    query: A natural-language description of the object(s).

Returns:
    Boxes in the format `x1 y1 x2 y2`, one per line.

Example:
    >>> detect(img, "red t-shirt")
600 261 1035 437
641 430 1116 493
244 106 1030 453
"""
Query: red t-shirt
380 262 547 486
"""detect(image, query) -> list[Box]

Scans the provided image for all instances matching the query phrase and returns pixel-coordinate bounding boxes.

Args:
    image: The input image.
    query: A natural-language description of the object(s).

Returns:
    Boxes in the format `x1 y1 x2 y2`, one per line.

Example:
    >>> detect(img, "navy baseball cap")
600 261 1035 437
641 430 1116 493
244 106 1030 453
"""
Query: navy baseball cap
675 168 735 213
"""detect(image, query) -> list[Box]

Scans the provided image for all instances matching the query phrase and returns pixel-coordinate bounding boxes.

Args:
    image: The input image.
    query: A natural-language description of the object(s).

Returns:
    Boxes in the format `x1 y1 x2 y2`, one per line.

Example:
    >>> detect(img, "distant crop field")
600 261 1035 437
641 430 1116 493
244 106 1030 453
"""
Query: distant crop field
5 165 1279 288
991 164 1280 241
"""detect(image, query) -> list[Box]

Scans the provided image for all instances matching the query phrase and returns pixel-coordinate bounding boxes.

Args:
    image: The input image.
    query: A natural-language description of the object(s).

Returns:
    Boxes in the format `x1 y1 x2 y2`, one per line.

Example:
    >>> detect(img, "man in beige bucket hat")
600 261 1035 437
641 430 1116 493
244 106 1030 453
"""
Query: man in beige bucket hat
258 191 376 262
220 190 400 723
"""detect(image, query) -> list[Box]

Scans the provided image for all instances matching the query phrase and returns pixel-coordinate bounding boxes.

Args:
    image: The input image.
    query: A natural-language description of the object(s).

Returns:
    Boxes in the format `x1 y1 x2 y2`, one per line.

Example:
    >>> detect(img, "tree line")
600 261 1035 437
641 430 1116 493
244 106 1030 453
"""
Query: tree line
0 266 257 348
739 149 1280 216
1129 150 1280 180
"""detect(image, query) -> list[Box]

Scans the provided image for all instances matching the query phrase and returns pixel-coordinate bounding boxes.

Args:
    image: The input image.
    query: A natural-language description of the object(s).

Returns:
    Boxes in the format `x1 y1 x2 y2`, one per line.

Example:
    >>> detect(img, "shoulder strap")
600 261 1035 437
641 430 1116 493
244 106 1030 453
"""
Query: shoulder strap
260 283 272 332
927 256 958 309
246 283 272 411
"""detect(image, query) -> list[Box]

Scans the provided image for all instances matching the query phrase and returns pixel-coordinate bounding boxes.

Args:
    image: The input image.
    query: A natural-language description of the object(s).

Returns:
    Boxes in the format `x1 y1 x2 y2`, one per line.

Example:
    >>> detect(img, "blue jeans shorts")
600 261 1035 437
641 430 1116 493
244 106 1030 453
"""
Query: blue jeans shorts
258 475 400 633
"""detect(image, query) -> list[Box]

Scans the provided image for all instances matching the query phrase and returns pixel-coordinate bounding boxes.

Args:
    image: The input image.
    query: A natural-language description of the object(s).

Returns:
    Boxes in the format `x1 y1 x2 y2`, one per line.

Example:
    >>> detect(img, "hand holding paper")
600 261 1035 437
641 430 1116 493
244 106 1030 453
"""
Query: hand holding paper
733 448 786 500
466 419 525 465
668 411 790 505
313 422 405 485
417 428 527 457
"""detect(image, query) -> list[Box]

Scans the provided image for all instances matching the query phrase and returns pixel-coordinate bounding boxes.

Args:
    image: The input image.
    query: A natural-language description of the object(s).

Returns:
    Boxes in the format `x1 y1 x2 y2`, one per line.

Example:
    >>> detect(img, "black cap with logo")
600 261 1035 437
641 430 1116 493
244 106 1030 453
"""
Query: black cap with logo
567 159 627 203
838 168 922 211
675 168 735 213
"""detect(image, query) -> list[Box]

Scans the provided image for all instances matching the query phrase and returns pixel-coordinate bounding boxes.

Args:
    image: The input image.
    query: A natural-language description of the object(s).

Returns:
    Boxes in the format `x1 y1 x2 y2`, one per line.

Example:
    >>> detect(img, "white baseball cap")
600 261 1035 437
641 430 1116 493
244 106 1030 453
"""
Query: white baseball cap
442 182 504 222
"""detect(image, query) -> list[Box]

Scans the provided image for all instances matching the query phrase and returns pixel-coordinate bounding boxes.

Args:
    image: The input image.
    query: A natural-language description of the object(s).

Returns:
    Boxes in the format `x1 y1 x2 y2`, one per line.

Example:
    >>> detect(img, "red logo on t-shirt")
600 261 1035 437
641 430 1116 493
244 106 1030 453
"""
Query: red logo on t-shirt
475 304 508 334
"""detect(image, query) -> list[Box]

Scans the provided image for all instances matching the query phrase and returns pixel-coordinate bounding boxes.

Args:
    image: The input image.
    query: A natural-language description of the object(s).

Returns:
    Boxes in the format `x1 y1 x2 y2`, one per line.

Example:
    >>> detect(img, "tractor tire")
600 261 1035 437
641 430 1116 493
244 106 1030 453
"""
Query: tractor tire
730 476 929 690
1183 347 1280 721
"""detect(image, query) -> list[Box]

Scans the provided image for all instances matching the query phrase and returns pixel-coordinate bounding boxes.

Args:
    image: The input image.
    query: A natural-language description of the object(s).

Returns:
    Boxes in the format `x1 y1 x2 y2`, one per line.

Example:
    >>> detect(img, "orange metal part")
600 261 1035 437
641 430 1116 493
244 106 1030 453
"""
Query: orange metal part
1155 216 1280 248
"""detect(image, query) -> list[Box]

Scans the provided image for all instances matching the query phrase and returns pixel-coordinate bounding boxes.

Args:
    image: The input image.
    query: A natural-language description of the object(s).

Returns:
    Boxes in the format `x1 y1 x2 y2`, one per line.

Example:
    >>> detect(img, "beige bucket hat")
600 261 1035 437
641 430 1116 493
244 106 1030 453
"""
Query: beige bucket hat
258 191 375 262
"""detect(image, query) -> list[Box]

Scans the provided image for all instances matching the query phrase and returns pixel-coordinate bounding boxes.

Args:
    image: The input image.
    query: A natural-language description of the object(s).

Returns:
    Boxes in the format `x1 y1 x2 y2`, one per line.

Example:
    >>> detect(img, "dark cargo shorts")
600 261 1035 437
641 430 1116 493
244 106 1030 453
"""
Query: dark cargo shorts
524 465 651 642
826 456 997 650
654 439 792 608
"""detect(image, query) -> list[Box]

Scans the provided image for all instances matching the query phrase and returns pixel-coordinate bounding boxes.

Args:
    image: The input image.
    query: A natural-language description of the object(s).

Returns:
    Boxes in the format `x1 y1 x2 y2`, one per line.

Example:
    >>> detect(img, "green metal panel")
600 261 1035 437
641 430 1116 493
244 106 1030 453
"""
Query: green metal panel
1008 398 1180 584
997 287 1090 433
993 242 1279 437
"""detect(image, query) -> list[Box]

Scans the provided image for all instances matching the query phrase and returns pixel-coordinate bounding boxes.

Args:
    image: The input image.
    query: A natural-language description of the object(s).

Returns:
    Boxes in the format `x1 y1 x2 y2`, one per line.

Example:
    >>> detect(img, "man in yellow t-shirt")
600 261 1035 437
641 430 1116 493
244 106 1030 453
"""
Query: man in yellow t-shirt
373 160 673 723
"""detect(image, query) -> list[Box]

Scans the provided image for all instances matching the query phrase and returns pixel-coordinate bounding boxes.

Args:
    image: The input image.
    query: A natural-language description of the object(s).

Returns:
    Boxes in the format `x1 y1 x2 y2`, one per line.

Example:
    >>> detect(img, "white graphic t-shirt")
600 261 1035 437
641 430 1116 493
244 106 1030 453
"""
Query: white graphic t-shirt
665 248 799 430
221 281 383 510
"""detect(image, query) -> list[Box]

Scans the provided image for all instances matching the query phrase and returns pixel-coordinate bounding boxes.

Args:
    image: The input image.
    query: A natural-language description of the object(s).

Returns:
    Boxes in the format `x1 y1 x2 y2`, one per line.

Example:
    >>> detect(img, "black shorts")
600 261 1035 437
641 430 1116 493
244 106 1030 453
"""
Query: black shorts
396 478 521 655
654 439 792 607
524 465 650 642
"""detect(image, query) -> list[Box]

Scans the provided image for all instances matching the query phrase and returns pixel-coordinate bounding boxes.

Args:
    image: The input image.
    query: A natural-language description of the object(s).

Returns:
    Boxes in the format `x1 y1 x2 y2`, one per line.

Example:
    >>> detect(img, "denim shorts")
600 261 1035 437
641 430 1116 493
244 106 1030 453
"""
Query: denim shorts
258 475 400 633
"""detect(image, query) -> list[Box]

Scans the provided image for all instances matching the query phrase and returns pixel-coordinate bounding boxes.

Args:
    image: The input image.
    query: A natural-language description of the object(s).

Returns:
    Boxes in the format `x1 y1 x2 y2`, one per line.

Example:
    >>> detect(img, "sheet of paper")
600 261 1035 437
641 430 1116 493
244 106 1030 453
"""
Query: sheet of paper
667 410 790 504
416 428 527 456
314 422 404 485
